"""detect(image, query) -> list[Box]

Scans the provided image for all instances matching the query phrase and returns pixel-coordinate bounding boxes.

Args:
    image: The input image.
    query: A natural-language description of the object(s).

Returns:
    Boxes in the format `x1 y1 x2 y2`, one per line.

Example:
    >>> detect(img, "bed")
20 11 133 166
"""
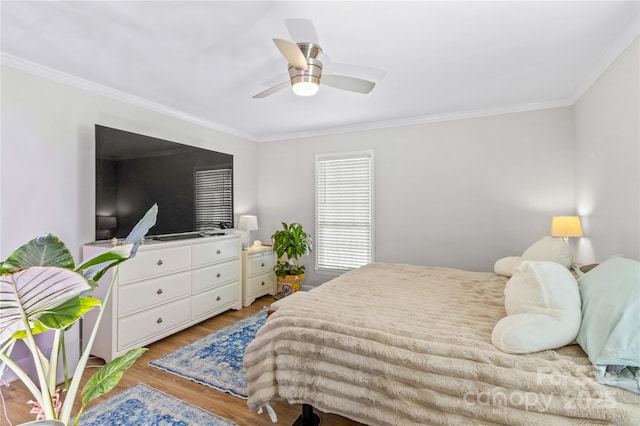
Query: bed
244 261 640 425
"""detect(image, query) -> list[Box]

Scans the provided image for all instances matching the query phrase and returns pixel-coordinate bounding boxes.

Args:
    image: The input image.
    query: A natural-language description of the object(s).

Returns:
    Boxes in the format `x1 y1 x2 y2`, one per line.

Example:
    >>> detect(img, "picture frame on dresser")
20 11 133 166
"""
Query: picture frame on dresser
82 234 242 362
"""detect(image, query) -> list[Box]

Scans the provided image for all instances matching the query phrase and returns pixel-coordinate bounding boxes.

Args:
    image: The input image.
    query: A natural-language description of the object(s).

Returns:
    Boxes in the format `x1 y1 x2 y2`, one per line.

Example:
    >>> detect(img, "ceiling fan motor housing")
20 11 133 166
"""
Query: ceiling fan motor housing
289 57 322 85
289 42 323 87
297 42 322 59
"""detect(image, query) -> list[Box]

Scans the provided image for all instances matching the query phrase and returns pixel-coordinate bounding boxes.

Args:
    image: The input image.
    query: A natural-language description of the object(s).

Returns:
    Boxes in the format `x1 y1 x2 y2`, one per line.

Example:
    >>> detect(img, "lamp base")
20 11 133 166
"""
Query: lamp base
241 230 251 250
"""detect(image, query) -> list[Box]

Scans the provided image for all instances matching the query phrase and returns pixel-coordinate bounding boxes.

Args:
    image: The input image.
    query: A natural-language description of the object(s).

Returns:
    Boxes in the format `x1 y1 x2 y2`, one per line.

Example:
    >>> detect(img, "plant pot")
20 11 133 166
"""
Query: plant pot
19 421 65 426
277 274 304 297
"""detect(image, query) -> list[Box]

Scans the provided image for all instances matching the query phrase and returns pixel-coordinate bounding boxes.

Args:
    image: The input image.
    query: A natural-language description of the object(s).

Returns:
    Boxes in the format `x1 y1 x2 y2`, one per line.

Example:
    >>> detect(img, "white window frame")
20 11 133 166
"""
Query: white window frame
315 151 374 275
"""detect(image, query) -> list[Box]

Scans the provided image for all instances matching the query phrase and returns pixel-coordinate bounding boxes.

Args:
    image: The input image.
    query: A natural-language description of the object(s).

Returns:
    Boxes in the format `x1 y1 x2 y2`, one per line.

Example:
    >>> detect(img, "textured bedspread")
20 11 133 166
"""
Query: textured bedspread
244 263 640 425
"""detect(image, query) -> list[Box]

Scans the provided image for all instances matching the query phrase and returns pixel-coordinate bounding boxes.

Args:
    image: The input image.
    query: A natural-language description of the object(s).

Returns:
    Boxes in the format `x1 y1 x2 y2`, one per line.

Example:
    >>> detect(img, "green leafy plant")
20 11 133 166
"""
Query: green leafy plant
273 262 306 277
0 204 158 425
271 222 312 277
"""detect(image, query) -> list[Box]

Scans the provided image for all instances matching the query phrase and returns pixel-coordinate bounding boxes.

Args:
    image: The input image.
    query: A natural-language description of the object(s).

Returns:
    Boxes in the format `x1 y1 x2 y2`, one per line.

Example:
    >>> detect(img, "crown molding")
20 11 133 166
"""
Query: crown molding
3 11 637 145
253 99 573 142
0 53 255 142
0 52 575 143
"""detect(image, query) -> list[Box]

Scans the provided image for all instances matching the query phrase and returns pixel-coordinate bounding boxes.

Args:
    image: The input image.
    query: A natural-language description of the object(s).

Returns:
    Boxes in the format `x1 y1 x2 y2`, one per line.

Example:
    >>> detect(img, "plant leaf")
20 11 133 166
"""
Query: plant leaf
9 319 49 339
0 267 90 344
75 245 133 272
2 234 74 273
81 348 148 406
75 244 134 282
37 296 101 330
123 203 158 257
86 278 99 291
77 204 158 282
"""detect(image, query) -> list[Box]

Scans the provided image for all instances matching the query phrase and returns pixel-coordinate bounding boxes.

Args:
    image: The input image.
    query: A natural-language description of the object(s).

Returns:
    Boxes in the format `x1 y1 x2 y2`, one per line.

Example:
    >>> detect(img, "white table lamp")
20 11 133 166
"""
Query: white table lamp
238 215 259 249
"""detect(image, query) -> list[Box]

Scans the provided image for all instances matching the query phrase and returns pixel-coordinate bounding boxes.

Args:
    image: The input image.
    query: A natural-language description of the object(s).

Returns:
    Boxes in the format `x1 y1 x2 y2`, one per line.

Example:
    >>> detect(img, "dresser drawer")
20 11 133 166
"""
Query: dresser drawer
192 259 239 294
118 297 190 350
118 271 191 317
192 238 238 267
118 246 190 284
192 282 239 319
247 251 275 277
247 272 276 295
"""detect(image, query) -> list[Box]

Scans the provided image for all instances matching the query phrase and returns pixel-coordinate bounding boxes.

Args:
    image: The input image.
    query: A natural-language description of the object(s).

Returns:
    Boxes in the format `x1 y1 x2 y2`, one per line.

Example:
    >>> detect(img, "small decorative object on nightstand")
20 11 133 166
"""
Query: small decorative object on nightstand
242 245 276 306
237 215 259 249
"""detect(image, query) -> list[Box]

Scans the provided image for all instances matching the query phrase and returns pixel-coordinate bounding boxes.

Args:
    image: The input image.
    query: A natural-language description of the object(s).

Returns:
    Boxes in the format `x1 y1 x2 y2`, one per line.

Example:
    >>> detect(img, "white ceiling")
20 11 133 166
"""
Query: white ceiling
1 1 639 142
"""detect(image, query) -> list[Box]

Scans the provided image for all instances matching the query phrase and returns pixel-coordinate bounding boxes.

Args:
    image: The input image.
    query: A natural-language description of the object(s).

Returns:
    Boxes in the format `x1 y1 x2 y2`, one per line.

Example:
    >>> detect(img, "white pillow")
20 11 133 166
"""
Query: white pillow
494 256 522 278
491 261 581 354
521 236 573 268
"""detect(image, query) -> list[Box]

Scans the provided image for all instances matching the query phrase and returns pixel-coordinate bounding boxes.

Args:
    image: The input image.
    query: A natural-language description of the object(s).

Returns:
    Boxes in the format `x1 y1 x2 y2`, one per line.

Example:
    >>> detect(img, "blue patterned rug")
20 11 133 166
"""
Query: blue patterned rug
149 309 268 398
79 383 238 425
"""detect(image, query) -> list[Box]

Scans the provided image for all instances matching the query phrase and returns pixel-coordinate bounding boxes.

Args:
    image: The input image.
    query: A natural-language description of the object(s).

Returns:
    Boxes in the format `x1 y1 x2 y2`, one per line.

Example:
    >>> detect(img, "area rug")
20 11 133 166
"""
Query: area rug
78 383 238 425
149 309 268 398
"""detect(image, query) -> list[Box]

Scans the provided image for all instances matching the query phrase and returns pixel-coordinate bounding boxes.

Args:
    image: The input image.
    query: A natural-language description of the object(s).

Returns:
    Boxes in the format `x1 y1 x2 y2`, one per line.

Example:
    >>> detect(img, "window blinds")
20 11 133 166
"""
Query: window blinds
316 152 373 272
194 167 233 230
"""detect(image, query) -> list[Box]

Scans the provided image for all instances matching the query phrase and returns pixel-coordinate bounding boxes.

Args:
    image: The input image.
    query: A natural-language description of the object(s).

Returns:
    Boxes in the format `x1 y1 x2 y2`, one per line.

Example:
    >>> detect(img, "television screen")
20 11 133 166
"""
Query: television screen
95 125 233 241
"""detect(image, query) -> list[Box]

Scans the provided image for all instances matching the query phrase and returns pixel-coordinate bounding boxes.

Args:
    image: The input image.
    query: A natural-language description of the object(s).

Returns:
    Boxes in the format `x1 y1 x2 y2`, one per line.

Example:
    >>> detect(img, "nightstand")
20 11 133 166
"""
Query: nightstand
242 246 276 307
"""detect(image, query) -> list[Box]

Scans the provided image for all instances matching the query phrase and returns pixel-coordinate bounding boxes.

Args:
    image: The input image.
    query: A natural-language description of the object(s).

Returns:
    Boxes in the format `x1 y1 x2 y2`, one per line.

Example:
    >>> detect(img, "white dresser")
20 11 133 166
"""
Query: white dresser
242 246 276 307
82 234 242 362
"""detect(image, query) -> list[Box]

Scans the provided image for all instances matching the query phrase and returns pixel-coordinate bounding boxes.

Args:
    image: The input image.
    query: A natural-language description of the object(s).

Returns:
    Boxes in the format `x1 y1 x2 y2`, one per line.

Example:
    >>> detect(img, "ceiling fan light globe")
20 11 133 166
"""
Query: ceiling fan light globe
289 57 323 97
292 81 319 96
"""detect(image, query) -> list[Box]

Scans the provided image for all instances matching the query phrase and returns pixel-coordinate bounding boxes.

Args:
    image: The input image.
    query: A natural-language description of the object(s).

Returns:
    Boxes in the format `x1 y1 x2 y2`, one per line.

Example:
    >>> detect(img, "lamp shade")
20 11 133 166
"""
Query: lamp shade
237 215 259 231
550 216 583 238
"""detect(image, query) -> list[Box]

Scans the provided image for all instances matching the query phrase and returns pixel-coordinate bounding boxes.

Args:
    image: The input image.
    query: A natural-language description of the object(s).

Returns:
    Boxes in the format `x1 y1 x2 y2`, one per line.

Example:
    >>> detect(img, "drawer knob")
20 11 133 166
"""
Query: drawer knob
216 272 221 278
157 317 163 324
157 259 163 266
157 289 163 295
216 250 221 255
261 281 265 286
261 262 265 267
216 296 221 301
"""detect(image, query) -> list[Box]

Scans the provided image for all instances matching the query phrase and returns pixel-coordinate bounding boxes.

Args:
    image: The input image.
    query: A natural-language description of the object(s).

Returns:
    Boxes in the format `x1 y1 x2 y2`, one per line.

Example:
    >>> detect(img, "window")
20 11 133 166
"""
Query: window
315 151 374 273
194 167 233 231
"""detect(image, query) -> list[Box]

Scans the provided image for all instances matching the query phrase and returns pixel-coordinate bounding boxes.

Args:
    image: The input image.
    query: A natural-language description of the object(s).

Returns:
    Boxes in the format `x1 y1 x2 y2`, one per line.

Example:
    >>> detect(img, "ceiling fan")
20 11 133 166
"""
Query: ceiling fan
252 20 377 99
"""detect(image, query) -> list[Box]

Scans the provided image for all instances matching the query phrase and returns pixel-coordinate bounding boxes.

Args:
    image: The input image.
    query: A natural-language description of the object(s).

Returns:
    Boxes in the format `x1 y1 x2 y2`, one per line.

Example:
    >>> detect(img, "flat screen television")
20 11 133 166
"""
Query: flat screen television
95 125 233 241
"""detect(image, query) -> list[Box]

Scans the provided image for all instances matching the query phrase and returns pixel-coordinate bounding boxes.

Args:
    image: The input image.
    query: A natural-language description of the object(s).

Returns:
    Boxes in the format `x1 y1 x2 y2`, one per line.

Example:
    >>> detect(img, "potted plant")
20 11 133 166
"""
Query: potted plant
271 222 312 297
0 205 158 425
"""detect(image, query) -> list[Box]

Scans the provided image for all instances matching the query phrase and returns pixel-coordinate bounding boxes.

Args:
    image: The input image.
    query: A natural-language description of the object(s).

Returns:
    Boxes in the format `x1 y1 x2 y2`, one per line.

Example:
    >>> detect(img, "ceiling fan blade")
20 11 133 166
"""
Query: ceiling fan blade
252 81 290 99
322 74 376 94
273 38 307 70
284 18 320 44
260 73 289 88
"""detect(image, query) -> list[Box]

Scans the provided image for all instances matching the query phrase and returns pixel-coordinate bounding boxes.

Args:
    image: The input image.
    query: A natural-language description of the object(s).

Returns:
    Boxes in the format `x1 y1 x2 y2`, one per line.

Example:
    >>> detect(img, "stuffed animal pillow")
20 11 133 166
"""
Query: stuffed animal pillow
494 236 574 277
492 260 581 354
521 236 573 268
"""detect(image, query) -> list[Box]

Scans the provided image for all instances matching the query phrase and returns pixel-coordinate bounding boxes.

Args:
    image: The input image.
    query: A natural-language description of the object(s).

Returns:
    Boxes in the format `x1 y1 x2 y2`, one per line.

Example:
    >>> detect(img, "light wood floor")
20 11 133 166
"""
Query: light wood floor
1 295 363 426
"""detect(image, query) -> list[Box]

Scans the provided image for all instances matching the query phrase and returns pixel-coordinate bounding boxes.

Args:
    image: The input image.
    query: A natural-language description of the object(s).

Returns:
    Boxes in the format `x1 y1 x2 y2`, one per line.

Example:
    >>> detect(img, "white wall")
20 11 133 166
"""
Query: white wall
257 107 576 286
0 66 259 383
3 39 636 285
575 37 640 263
0 66 258 261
